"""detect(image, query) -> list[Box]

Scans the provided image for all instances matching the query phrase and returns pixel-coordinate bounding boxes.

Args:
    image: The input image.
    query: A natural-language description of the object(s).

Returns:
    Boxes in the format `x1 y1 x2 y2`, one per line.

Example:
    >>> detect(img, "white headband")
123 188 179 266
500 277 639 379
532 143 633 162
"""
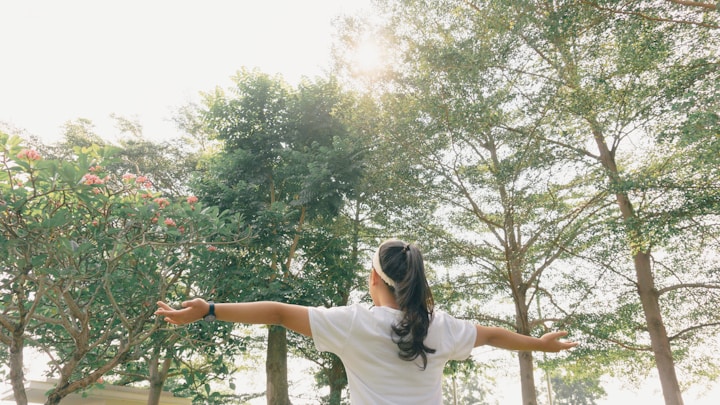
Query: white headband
372 246 396 288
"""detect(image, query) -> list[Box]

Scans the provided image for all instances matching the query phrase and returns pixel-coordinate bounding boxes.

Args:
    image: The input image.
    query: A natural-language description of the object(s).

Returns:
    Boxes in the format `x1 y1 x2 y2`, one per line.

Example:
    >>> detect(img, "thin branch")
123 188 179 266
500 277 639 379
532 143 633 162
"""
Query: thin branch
668 322 720 341
666 0 717 11
657 282 720 295
580 0 719 29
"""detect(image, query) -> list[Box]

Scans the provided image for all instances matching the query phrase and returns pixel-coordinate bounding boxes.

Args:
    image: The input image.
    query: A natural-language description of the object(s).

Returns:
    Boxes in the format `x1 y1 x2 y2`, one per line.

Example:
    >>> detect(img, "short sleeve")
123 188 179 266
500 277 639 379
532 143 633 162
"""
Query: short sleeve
440 313 477 361
309 305 358 355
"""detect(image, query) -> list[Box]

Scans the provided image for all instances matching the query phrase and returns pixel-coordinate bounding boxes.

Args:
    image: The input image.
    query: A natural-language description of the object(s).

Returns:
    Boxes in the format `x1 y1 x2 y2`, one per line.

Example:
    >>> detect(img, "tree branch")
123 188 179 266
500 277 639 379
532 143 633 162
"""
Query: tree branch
657 282 720 295
666 0 717 11
580 0 719 29
668 322 720 341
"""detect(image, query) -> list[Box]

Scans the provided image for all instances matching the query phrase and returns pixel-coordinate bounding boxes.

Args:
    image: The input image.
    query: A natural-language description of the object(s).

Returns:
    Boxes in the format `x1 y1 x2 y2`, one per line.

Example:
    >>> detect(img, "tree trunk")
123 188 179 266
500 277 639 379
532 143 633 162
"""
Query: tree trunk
266 325 290 405
512 280 538 405
515 302 538 405
592 126 684 405
518 351 537 405
326 354 347 405
9 328 28 405
147 355 172 405
634 251 684 405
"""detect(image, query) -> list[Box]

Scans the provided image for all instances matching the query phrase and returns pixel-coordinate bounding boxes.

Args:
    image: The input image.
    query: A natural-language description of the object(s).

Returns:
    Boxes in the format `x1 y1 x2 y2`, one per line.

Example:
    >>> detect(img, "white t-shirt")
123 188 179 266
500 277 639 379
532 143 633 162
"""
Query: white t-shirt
309 304 477 405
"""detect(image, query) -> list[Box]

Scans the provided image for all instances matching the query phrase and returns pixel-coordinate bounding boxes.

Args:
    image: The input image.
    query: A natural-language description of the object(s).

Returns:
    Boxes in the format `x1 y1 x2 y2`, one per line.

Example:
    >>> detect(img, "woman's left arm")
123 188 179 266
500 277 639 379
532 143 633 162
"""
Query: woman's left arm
474 325 577 352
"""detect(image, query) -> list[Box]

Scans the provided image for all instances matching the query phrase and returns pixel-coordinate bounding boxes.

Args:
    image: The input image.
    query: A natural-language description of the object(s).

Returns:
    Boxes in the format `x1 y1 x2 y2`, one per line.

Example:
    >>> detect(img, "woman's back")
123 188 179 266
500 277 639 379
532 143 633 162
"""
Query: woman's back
309 304 477 405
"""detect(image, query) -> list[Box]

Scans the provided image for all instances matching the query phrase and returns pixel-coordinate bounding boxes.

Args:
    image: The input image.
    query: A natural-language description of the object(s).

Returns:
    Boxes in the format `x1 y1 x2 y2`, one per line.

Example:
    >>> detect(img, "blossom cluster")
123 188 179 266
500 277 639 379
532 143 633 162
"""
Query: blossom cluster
76 167 203 233
83 174 105 185
16 149 42 161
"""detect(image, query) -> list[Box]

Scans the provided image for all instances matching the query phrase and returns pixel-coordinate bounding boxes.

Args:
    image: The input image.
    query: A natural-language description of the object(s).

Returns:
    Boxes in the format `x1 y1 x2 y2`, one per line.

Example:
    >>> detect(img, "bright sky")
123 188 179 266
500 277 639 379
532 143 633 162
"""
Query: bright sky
0 0 371 144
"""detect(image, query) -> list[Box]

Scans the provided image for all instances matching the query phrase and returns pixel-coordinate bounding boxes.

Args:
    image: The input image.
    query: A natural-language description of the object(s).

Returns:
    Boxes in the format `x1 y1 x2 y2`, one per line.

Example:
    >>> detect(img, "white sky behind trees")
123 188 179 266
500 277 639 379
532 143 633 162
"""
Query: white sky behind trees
0 0 371 143
2 1 720 404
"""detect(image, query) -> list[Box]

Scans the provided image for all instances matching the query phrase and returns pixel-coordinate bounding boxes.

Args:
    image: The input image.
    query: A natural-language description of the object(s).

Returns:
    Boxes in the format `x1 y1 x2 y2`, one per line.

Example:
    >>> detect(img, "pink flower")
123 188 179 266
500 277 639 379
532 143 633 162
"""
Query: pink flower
186 195 198 204
17 149 42 161
83 173 104 185
136 176 148 183
207 245 218 252
122 173 136 182
153 197 170 208
164 218 176 227
92 188 102 194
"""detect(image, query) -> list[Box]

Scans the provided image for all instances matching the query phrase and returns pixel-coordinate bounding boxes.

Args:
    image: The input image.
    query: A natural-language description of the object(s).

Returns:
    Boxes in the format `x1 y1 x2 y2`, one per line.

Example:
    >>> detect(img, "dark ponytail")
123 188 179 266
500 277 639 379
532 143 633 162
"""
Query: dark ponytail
377 240 436 369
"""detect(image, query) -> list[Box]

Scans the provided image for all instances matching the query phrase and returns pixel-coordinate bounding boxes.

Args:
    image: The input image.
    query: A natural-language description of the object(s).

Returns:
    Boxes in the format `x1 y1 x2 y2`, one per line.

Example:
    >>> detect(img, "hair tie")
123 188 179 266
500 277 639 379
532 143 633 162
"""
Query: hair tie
403 243 411 252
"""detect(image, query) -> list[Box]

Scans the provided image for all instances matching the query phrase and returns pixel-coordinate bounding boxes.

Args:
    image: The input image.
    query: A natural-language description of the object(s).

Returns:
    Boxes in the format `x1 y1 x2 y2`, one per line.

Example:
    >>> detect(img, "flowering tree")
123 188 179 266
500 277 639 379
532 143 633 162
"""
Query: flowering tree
0 133 248 405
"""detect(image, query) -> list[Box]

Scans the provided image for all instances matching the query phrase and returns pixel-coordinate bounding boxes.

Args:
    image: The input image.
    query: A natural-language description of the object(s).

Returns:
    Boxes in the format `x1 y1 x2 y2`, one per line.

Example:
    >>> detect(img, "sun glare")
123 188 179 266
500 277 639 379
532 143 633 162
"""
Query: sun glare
352 39 385 74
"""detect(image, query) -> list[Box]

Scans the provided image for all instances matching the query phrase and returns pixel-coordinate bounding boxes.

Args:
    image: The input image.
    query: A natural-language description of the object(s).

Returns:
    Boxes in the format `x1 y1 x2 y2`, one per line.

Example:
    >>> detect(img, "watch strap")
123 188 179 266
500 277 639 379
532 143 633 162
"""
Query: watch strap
203 301 216 322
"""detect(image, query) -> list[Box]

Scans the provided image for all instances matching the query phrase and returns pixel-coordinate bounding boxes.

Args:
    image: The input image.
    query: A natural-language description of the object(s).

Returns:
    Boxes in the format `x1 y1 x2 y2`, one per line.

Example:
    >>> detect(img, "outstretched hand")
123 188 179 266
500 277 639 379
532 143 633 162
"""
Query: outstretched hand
540 331 578 352
155 298 209 325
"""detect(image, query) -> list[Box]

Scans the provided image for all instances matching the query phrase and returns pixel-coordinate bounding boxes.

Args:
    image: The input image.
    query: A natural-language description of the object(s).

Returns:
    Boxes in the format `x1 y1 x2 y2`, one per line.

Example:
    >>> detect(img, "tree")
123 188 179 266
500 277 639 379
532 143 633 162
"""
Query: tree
190 70 364 404
0 132 247 405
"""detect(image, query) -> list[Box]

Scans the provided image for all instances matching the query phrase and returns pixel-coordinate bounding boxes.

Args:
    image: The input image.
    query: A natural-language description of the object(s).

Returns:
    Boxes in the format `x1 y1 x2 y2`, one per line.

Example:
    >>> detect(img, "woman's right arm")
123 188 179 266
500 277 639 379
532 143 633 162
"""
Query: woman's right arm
156 299 312 337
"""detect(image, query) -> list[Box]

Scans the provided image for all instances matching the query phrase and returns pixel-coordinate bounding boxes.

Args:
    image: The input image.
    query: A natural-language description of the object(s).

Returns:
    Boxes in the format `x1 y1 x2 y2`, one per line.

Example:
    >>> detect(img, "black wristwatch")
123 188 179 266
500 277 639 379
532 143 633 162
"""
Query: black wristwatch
203 301 216 322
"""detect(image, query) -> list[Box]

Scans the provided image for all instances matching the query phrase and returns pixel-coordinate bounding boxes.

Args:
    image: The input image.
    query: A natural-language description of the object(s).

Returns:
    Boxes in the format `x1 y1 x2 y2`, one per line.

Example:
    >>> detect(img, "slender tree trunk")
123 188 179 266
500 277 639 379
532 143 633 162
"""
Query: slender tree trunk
518 351 537 405
592 126 684 405
514 296 537 405
147 355 172 405
634 251 684 405
326 355 347 405
9 328 28 405
266 325 290 405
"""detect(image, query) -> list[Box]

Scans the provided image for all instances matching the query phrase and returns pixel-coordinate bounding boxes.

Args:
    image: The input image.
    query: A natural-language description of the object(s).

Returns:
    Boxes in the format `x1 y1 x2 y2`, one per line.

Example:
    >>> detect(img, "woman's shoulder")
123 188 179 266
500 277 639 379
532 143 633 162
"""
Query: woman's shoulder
310 302 369 316
431 309 474 328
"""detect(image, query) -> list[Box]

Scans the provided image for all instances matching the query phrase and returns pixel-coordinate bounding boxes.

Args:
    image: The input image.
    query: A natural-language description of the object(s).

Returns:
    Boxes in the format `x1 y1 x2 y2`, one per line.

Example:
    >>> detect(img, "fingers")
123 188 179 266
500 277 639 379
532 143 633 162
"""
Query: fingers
155 301 182 324
541 330 579 352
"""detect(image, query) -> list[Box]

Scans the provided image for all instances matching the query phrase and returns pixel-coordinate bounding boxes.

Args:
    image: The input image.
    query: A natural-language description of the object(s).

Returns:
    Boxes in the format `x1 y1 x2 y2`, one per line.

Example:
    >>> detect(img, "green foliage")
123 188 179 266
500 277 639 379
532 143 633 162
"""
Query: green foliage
550 372 607 405
338 0 720 401
442 359 496 405
0 132 249 403
185 70 369 402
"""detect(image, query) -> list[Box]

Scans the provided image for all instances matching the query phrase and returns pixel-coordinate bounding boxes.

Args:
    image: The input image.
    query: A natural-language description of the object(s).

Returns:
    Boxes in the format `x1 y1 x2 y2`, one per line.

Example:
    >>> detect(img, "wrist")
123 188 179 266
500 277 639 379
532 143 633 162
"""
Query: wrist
203 300 216 322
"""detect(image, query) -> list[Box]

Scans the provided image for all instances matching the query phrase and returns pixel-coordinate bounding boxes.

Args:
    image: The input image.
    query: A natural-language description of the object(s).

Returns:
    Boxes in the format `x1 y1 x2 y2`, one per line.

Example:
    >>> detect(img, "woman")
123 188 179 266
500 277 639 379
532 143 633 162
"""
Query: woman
156 239 577 404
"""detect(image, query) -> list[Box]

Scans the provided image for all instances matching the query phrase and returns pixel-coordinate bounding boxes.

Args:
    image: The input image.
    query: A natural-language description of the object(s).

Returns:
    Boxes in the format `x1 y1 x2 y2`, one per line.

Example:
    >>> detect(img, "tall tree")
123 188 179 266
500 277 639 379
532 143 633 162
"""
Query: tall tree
191 69 364 404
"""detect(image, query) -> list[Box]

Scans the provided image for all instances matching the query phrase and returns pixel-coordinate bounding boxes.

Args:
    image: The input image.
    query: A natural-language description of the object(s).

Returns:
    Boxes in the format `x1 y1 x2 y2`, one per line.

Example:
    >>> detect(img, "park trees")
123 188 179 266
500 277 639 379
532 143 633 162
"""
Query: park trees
340 0 720 403
336 2 607 404
480 2 720 404
0 132 247 405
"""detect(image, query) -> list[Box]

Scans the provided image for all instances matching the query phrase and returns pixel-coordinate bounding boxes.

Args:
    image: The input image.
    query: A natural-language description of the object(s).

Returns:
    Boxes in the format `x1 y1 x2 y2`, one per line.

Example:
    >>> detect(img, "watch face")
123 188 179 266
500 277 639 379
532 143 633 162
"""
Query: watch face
204 314 216 322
